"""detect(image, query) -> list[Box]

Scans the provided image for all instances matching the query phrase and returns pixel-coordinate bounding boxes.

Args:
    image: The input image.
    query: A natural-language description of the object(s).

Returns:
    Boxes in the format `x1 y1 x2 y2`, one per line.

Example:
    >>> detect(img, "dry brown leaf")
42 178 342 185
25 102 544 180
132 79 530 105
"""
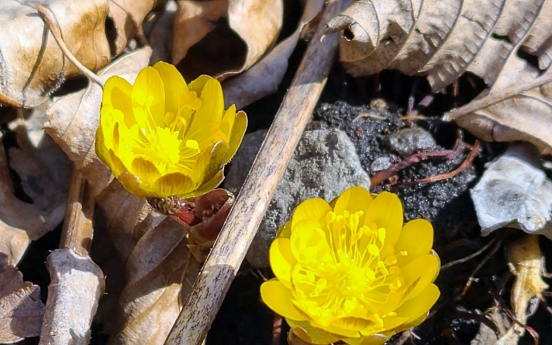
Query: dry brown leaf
173 0 283 80
109 220 201 345
0 256 45 343
45 47 152 197
497 234 549 343
327 0 552 154
0 124 72 265
144 1 177 64
108 0 167 55
0 0 110 108
223 0 324 108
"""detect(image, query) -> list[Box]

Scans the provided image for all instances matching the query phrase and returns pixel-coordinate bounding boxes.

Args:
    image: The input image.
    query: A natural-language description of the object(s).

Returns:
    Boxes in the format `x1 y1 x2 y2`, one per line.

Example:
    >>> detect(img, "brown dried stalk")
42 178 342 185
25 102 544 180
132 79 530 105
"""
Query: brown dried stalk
164 0 354 343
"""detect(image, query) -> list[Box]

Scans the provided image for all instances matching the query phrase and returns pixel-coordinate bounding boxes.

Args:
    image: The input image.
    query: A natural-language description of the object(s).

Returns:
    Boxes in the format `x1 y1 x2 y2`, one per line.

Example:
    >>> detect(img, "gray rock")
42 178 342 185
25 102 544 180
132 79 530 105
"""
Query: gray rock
370 156 393 172
382 127 437 157
225 128 371 268
471 142 552 238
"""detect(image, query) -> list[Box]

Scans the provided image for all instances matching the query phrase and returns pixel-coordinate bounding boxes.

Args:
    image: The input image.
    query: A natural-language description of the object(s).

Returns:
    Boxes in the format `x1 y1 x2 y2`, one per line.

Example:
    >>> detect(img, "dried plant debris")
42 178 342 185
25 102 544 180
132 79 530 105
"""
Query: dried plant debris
0 257 45 343
471 142 552 237
0 124 72 265
327 0 552 154
173 0 283 79
0 0 110 108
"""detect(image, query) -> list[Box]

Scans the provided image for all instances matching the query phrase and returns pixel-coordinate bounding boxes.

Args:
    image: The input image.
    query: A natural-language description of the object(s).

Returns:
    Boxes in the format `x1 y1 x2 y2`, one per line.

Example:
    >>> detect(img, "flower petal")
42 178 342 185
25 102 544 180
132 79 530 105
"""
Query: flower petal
291 198 332 229
151 172 195 197
131 158 161 186
395 219 434 266
400 254 440 301
363 192 403 248
345 333 390 345
260 279 306 321
185 170 224 198
332 186 373 217
270 238 296 288
118 172 146 197
223 110 247 164
395 283 440 326
102 76 134 127
287 319 342 345
290 220 333 265
131 66 166 128
186 78 224 142
153 61 188 119
187 74 212 95
276 221 292 239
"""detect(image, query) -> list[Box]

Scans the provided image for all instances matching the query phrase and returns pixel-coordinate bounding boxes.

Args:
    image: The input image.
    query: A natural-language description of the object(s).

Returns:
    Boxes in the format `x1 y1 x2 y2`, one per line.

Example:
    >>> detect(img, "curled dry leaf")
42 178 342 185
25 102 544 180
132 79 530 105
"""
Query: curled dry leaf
0 256 45 343
327 0 552 154
45 47 152 197
0 125 72 265
104 215 201 345
498 235 549 343
0 0 110 108
223 0 325 109
108 0 167 55
173 0 283 80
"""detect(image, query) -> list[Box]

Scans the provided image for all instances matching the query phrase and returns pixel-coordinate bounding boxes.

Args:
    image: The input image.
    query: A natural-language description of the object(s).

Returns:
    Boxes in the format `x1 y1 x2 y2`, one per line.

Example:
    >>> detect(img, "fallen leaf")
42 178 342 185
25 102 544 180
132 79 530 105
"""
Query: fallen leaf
0 256 45 343
223 0 324 108
327 0 552 154
0 0 110 108
0 124 72 265
497 234 549 343
108 0 167 55
45 47 152 197
144 1 177 64
173 0 283 80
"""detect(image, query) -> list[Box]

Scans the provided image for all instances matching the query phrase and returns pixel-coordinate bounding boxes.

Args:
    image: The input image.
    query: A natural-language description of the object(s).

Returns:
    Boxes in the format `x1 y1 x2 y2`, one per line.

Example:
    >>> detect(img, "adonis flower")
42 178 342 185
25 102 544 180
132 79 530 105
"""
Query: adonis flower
261 186 440 345
95 62 247 198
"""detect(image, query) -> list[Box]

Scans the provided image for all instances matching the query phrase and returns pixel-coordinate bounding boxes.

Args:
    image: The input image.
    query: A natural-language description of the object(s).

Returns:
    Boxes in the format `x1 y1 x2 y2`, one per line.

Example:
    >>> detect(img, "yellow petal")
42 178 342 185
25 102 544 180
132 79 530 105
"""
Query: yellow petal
395 283 440 326
130 158 161 185
287 319 341 345
118 172 147 197
94 129 112 168
400 254 440 301
186 78 224 141
276 221 292 239
260 280 306 321
131 66 165 128
363 192 403 248
153 61 188 118
223 110 247 164
291 198 332 229
102 75 134 127
187 74 212 95
270 238 297 288
290 220 333 264
151 172 194 197
108 149 128 177
395 219 434 266
333 186 373 217
201 141 228 183
345 333 390 345
185 169 224 198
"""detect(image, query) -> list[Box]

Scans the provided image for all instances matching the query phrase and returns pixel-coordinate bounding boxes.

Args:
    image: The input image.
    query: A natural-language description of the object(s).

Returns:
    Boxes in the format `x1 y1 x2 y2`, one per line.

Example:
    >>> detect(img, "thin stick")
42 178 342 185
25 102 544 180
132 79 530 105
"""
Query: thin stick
36 5 104 87
164 0 353 343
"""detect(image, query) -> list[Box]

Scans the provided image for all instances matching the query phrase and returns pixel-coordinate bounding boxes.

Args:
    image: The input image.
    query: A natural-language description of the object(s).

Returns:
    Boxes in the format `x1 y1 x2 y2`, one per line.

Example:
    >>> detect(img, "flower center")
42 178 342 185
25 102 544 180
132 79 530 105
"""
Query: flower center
144 127 182 165
291 210 408 330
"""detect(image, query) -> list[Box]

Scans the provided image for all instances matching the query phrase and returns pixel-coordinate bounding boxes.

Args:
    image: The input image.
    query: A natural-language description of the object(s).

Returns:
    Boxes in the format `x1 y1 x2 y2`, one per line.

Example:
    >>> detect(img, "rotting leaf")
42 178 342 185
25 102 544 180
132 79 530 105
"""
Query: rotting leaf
0 124 72 265
108 0 167 55
45 47 152 197
0 256 45 343
107 217 202 345
223 0 325 109
173 0 283 80
327 0 552 154
0 0 110 108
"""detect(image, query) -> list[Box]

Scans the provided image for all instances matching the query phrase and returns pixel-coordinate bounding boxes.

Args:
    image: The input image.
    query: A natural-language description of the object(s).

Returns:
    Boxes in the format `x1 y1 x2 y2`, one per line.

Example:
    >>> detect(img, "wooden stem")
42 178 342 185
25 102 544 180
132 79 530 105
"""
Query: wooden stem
164 0 353 343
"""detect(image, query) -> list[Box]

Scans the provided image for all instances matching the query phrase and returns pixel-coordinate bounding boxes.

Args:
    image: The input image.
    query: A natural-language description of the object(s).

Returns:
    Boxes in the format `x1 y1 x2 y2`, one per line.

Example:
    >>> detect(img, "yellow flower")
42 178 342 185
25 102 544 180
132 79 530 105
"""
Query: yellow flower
95 62 247 198
260 186 440 345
